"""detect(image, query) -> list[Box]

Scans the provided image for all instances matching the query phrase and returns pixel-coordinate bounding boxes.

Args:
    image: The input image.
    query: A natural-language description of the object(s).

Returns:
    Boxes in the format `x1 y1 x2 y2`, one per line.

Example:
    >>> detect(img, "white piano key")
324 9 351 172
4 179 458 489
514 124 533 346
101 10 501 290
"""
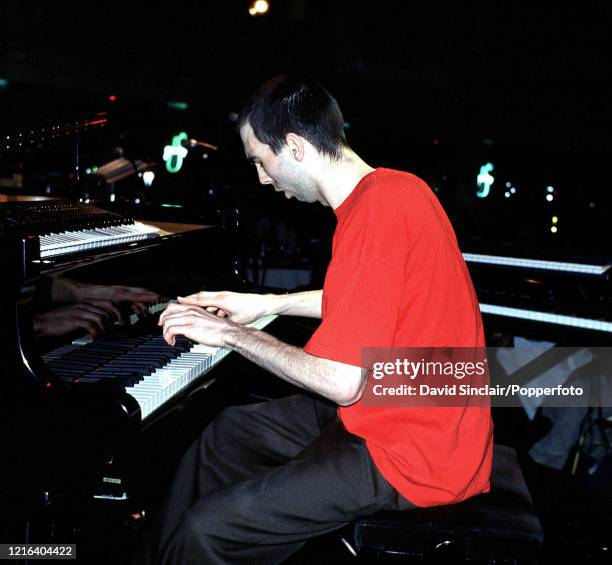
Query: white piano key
39 221 160 258
463 253 611 275
479 303 612 333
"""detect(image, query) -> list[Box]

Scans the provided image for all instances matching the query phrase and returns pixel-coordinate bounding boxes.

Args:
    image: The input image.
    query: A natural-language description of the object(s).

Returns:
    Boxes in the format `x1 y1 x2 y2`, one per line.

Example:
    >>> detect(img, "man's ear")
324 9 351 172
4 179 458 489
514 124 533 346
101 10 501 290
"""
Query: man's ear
285 133 305 161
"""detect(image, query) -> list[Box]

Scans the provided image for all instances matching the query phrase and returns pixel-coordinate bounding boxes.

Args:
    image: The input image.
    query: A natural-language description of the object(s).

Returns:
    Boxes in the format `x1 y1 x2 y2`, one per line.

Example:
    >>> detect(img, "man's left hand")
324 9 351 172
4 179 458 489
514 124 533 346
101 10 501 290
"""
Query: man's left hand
158 303 237 347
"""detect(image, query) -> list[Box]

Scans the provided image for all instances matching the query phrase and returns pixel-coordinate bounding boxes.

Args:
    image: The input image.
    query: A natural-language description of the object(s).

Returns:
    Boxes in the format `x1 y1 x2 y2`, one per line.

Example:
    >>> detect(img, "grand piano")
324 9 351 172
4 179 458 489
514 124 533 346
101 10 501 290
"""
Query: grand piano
0 197 312 549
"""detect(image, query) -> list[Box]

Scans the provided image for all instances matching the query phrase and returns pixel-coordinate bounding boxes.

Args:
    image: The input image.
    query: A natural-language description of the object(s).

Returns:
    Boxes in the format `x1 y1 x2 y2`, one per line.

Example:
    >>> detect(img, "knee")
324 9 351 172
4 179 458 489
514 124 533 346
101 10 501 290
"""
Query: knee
180 492 235 541
181 508 214 543
162 492 256 564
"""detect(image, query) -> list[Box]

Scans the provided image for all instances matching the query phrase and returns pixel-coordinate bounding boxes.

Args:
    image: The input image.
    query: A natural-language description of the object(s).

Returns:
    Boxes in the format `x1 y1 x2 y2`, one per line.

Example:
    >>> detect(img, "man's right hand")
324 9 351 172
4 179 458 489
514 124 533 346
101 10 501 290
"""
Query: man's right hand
177 291 277 325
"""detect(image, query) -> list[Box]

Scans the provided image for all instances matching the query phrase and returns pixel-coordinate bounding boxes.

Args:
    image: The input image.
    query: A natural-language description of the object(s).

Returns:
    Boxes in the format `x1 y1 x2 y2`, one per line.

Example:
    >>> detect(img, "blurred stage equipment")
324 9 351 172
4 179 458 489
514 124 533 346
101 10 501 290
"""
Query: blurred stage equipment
95 157 155 184
181 138 219 152
0 114 109 156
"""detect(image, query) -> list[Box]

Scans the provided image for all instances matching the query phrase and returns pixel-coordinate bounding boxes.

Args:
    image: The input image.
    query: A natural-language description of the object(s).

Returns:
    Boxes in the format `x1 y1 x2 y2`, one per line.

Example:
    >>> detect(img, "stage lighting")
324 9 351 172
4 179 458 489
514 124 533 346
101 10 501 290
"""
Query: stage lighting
143 171 155 187
249 0 269 16
476 162 495 198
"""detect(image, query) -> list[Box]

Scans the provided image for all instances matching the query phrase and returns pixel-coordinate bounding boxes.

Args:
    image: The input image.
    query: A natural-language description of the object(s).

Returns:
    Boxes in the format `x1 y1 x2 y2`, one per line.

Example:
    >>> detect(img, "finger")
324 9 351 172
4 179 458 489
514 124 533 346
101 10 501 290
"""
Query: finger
124 292 160 303
74 303 112 317
158 303 204 325
71 309 107 333
158 303 189 324
111 286 160 303
69 316 100 338
131 302 149 316
178 291 223 307
162 320 195 346
178 296 207 306
161 309 209 327
76 305 115 328
86 299 122 321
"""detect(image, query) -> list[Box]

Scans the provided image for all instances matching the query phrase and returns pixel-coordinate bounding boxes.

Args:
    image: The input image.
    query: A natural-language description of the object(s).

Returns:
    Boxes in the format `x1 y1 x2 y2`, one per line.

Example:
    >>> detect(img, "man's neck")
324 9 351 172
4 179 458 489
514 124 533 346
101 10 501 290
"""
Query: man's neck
316 149 375 209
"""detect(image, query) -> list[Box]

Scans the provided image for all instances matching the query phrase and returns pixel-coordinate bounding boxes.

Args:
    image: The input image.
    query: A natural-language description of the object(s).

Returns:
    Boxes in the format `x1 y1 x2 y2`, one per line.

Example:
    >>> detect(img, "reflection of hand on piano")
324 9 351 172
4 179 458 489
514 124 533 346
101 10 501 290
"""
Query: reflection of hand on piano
177 291 278 325
33 300 120 338
50 277 160 314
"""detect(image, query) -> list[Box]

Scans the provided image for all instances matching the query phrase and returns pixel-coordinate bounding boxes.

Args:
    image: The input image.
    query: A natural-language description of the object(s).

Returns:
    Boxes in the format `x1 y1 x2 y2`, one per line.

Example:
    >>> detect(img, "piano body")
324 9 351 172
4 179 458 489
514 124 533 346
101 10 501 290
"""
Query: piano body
0 197 290 536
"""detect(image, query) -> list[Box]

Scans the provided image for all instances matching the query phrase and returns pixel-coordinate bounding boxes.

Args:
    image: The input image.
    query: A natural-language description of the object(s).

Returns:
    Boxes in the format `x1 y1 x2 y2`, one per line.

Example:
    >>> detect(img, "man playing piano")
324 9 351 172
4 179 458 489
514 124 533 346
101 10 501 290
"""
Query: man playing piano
150 75 493 564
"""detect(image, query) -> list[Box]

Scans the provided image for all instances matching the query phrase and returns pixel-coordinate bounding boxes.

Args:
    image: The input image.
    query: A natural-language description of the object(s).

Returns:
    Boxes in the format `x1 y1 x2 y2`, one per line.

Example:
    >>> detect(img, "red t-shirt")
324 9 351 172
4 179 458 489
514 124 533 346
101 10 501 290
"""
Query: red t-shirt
304 168 493 507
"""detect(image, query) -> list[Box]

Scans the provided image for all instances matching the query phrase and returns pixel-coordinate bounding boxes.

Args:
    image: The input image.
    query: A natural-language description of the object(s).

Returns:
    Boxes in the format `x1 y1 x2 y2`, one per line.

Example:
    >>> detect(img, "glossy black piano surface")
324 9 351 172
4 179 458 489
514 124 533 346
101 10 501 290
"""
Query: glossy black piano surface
0 198 314 549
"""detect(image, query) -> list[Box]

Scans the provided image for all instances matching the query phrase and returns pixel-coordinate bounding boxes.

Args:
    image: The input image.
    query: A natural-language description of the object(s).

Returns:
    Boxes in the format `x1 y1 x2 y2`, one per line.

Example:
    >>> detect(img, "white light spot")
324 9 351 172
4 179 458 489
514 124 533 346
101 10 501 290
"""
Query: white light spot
143 171 155 187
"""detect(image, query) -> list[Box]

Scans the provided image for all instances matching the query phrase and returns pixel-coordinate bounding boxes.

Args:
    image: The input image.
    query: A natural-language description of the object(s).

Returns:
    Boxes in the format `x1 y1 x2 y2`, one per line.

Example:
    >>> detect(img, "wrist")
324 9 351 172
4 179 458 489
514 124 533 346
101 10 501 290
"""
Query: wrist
52 278 86 303
267 292 289 316
69 281 88 302
224 323 256 350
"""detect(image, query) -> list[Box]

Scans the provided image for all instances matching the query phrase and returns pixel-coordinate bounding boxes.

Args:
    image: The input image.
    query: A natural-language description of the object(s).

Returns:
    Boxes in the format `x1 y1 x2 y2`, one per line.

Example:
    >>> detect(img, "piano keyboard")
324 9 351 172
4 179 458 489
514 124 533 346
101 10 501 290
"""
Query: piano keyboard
126 315 276 419
39 221 161 258
479 303 612 333
463 253 611 276
42 313 277 421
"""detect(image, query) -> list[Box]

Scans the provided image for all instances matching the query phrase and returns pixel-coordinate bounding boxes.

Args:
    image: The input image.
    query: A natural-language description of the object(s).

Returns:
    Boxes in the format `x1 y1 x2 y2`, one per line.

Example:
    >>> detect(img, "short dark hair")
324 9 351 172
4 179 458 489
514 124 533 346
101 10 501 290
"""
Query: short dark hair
238 75 349 160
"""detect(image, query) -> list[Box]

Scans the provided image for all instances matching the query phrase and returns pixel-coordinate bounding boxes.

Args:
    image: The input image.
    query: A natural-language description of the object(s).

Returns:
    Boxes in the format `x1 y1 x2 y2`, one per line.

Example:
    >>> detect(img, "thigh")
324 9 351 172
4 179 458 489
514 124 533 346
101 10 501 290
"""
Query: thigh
195 393 337 491
175 416 402 558
140 394 337 564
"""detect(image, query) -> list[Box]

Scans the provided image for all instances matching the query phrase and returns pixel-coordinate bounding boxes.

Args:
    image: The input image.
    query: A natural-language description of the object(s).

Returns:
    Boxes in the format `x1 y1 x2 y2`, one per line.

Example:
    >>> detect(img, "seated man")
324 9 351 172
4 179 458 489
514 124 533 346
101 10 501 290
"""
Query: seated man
145 75 493 564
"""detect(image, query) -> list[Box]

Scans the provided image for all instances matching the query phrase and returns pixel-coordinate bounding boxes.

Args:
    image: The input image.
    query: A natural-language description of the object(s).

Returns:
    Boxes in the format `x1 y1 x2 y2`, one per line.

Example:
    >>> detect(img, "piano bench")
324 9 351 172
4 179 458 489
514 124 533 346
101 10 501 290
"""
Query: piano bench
353 444 544 563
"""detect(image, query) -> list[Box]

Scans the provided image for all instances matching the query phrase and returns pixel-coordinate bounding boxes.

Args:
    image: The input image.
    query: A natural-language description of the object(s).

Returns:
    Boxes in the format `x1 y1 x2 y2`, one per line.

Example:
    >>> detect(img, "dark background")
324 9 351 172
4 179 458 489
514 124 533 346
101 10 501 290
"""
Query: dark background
1 4 611 562
1 1 610 266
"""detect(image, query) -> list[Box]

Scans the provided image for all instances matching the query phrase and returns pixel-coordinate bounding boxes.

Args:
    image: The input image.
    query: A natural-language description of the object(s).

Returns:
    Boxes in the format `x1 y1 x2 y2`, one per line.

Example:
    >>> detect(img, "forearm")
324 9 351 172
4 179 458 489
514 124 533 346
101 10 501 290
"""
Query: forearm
225 324 363 405
49 276 80 304
270 290 322 318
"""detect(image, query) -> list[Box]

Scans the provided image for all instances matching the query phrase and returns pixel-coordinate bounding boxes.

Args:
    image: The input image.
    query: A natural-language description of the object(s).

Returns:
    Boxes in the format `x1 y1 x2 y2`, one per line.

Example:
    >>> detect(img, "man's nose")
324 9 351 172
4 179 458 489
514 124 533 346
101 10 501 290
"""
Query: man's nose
256 164 272 185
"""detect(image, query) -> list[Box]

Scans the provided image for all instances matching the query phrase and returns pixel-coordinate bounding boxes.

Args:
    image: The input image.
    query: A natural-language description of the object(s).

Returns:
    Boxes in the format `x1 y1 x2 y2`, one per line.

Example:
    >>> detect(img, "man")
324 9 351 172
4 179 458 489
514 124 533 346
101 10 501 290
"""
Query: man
149 75 493 564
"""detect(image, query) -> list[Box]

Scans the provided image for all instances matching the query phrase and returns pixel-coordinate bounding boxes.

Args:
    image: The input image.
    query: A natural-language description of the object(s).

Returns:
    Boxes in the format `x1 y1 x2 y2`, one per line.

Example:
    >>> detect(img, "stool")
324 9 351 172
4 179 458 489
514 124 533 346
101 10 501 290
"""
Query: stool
354 444 544 563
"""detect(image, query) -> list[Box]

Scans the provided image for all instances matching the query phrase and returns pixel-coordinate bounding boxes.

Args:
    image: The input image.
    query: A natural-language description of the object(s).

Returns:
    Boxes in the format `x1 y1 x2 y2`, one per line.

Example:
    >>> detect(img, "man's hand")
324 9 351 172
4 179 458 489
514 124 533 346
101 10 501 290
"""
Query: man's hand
176 291 277 325
158 301 366 405
51 278 159 316
158 303 237 347
69 282 159 305
33 300 121 338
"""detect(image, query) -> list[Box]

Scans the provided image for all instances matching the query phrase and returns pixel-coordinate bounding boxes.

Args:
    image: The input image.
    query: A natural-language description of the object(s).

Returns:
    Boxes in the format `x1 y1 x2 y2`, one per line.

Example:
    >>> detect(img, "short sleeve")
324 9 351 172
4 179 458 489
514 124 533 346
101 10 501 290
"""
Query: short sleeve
304 254 405 367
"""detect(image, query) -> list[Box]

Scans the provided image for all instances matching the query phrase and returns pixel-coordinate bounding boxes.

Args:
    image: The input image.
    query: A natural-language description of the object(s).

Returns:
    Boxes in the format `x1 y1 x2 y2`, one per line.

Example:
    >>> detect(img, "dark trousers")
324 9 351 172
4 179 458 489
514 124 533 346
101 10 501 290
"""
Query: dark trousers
139 394 413 564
